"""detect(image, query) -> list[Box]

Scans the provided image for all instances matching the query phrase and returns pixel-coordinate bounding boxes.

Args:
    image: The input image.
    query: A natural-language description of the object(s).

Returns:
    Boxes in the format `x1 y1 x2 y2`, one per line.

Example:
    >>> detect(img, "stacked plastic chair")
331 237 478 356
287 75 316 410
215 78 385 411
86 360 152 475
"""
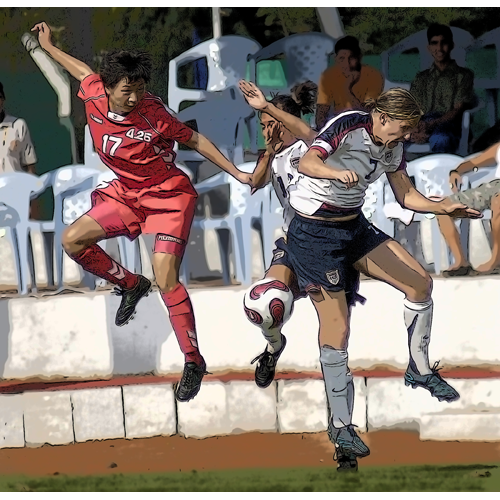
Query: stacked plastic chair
0 172 52 295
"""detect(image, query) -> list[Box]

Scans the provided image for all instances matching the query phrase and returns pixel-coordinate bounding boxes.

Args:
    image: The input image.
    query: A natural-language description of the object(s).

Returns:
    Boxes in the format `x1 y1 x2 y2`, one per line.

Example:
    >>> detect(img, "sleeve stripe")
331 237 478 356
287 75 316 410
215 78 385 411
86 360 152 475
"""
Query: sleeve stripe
309 145 329 160
317 112 370 156
83 94 106 103
329 123 366 154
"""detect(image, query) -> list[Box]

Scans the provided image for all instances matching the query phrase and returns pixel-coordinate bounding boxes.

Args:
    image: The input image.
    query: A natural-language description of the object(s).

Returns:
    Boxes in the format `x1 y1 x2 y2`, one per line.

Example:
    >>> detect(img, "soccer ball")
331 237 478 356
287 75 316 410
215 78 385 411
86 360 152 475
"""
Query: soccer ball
243 278 294 330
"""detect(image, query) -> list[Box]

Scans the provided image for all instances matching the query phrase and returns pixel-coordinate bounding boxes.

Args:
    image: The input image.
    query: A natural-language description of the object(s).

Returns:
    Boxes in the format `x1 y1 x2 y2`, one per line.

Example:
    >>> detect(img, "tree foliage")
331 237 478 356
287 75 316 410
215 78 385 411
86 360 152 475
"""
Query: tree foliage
339 7 500 54
256 8 320 38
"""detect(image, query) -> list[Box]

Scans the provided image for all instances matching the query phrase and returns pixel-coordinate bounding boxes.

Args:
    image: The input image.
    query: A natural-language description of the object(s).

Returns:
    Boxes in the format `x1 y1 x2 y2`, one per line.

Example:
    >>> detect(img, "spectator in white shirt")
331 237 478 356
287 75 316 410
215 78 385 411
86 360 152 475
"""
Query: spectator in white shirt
0 81 37 175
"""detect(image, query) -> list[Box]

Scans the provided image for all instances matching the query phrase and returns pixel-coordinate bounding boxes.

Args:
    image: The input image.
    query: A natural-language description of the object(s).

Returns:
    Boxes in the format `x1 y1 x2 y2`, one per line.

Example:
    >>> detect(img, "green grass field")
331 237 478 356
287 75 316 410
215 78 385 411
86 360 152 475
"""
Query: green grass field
1 463 499 492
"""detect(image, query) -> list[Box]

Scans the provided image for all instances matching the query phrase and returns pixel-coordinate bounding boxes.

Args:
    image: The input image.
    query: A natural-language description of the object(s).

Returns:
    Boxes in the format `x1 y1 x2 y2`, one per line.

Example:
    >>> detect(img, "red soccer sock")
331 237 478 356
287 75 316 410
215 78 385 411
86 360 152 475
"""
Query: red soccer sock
161 283 203 365
71 244 139 289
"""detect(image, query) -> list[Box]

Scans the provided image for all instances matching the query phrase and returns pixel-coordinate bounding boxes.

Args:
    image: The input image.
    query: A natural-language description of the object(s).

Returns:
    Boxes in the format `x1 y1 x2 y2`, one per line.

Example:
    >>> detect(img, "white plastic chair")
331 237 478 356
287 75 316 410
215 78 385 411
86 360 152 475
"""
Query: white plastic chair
466 27 500 128
0 172 52 295
191 161 264 286
168 36 261 114
405 154 465 274
168 36 261 176
248 32 336 94
247 32 336 151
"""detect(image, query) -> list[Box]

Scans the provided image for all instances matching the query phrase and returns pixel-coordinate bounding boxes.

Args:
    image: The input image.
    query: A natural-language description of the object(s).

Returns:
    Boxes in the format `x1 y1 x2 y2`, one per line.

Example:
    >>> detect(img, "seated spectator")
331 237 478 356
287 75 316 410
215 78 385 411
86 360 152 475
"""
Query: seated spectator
410 24 476 153
315 36 384 129
436 142 500 276
0 81 37 175
0 81 41 218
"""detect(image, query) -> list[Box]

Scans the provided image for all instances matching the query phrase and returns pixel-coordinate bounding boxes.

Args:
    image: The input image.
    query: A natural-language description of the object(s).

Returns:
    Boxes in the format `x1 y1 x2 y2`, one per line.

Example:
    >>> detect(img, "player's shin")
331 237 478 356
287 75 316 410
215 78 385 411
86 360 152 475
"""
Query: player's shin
71 244 139 289
161 283 203 366
404 298 433 376
320 345 353 428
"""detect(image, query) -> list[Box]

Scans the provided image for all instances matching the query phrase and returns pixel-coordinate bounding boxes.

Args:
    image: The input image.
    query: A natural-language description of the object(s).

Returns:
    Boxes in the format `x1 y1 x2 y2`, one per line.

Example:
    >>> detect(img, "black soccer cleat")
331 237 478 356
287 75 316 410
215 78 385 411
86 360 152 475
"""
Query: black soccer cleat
175 358 208 402
113 275 152 327
334 449 359 473
250 334 287 388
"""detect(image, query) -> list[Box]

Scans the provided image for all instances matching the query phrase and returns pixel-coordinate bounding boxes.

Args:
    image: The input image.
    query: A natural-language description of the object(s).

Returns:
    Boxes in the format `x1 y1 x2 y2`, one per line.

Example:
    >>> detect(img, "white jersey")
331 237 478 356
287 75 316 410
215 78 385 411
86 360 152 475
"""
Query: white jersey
288 111 406 216
266 140 308 233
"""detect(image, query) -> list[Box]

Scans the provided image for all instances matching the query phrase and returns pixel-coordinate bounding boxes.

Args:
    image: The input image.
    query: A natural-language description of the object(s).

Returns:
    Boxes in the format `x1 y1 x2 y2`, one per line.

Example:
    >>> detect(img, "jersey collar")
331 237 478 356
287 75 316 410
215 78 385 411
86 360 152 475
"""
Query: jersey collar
107 111 128 122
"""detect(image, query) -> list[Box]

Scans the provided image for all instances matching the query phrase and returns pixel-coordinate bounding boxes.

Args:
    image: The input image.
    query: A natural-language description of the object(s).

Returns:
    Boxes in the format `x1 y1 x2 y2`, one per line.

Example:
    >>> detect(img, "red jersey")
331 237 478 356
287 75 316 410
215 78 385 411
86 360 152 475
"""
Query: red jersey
77 74 193 188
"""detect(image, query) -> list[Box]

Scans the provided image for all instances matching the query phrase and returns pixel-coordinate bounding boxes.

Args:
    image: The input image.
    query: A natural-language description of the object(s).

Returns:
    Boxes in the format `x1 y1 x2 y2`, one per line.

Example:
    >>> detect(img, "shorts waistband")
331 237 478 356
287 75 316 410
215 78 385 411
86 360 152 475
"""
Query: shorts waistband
295 212 362 228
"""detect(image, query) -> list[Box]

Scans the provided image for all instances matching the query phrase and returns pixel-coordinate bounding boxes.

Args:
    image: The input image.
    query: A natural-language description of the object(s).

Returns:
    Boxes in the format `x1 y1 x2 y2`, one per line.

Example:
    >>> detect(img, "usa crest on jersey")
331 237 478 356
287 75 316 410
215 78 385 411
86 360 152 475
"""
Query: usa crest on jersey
326 269 340 285
290 156 301 169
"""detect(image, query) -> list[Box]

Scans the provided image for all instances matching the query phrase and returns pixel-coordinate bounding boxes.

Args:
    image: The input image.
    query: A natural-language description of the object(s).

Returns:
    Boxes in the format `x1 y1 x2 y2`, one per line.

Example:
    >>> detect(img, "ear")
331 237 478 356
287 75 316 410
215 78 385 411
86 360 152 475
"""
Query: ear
104 87 110 96
380 113 387 126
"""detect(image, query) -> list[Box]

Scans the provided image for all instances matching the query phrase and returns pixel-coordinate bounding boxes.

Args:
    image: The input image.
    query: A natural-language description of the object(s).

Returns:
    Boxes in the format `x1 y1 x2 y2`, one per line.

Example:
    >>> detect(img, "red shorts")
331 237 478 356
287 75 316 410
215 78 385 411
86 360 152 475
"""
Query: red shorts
87 172 197 256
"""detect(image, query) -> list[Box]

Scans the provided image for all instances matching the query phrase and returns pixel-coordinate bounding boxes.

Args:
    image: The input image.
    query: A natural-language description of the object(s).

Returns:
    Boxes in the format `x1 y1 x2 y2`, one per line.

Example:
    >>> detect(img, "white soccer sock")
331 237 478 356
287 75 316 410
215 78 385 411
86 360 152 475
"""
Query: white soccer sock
404 298 433 376
320 345 352 429
262 326 283 353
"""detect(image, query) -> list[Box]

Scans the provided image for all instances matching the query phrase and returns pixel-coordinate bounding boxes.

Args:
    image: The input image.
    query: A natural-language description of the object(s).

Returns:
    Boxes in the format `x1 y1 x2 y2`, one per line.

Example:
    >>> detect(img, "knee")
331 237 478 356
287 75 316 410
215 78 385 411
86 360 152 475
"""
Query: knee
317 311 350 349
408 272 433 303
153 255 180 292
62 225 89 256
156 274 179 293
243 278 294 329
321 316 350 345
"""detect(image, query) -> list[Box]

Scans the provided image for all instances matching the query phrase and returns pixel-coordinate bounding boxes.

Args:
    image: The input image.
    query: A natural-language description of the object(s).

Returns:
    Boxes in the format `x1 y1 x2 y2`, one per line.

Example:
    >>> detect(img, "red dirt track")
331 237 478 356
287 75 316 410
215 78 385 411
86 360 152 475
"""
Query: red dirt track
0 430 499 477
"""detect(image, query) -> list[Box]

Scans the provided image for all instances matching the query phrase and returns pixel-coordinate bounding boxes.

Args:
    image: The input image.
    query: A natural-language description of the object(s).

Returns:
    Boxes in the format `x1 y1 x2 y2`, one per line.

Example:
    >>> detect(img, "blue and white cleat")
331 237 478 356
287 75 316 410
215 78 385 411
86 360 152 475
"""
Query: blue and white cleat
404 362 460 403
328 421 370 471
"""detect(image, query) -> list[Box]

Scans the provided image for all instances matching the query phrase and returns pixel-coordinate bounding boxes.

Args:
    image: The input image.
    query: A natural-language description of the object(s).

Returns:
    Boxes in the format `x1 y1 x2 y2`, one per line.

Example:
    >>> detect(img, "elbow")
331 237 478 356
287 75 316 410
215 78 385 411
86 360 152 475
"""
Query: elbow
298 157 310 175
399 194 411 210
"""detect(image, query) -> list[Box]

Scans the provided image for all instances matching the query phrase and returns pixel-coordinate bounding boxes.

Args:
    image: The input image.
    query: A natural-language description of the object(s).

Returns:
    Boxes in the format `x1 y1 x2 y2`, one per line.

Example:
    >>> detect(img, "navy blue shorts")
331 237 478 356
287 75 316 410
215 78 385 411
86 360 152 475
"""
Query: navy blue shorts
286 213 391 306
267 236 307 300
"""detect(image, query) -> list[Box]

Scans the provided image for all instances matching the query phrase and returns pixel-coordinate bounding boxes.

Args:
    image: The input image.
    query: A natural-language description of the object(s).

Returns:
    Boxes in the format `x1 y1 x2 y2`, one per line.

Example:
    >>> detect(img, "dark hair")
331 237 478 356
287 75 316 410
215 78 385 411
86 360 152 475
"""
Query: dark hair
99 49 153 89
265 81 317 118
334 36 361 58
0 81 4 99
427 23 454 45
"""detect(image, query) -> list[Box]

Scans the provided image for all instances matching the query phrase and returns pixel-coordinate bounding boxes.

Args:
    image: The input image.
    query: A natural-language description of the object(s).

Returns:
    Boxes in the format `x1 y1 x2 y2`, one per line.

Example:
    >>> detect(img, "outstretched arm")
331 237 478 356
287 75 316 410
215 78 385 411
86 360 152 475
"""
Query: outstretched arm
387 169 482 219
31 22 93 82
183 131 252 186
448 142 499 192
239 80 316 144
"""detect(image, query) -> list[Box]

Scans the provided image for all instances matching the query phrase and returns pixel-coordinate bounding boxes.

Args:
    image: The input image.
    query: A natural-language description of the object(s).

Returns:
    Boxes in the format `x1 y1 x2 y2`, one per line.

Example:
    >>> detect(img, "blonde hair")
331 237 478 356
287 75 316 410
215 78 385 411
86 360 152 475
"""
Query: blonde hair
364 88 424 129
